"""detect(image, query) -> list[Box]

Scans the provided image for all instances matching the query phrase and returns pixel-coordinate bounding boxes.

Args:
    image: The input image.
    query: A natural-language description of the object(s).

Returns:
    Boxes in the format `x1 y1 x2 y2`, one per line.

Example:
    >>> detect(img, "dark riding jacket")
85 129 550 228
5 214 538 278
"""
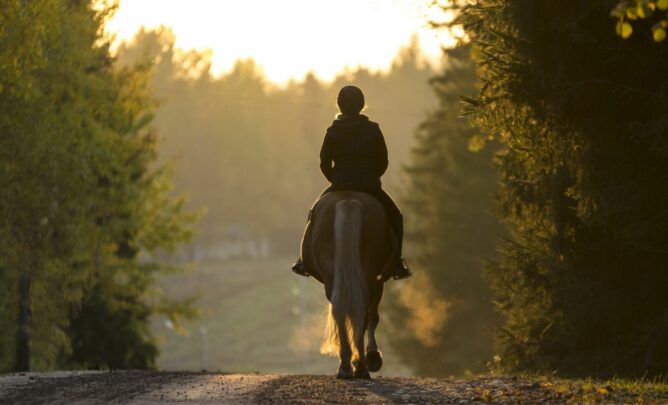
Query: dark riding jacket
319 114 388 188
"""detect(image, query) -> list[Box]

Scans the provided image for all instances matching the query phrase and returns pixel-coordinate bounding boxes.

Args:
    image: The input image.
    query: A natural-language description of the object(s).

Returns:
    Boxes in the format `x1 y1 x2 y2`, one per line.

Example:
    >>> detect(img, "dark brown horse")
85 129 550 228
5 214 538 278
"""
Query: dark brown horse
301 191 396 379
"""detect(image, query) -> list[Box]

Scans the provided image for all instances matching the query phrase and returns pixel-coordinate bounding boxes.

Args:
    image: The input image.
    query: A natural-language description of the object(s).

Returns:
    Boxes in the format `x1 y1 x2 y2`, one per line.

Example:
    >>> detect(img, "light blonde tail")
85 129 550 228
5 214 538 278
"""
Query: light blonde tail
321 199 368 360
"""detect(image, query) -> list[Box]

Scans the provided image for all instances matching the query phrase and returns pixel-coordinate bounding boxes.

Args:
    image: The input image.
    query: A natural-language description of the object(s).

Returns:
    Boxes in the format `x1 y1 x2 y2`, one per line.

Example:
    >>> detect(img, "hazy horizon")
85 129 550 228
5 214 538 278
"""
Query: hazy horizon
104 0 457 84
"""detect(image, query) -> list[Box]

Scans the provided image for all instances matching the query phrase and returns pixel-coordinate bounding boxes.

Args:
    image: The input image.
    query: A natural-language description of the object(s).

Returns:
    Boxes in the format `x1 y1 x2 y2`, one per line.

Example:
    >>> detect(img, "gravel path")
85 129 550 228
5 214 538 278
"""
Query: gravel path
0 371 663 404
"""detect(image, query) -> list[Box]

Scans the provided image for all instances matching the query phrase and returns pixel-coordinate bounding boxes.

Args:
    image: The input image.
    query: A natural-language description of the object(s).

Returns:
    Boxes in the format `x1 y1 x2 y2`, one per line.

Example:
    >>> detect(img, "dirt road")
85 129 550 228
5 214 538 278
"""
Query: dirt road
0 371 663 404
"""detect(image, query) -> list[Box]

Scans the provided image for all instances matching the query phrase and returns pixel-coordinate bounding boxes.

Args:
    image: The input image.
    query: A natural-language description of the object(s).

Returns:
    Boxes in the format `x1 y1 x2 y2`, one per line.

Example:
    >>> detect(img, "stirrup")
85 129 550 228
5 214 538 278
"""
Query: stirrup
392 258 412 280
291 261 310 278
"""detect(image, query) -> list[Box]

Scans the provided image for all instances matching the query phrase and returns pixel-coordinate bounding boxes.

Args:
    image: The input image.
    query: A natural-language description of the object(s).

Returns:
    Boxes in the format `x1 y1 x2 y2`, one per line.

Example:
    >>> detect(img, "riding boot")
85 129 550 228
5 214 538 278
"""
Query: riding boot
292 209 314 278
390 217 412 280
291 258 310 277
392 235 412 280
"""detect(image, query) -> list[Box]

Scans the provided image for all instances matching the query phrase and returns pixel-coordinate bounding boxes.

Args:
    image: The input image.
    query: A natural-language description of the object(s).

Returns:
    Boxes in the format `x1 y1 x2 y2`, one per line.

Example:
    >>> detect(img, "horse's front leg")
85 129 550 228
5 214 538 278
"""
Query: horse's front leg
365 282 383 372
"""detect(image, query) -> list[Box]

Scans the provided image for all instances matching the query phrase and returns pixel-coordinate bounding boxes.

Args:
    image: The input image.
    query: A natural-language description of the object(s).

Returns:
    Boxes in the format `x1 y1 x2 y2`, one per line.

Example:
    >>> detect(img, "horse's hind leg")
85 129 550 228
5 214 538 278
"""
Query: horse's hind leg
366 282 383 373
352 312 370 379
336 315 353 379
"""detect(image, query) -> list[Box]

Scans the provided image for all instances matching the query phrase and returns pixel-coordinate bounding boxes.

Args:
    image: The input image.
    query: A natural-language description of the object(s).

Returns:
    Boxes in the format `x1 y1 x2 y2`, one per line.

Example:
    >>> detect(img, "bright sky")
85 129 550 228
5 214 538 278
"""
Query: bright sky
104 0 455 84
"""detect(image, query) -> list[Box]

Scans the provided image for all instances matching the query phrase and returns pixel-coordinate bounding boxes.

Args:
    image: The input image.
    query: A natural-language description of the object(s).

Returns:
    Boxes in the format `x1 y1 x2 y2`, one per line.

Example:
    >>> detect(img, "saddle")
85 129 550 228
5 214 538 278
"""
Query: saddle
297 190 404 282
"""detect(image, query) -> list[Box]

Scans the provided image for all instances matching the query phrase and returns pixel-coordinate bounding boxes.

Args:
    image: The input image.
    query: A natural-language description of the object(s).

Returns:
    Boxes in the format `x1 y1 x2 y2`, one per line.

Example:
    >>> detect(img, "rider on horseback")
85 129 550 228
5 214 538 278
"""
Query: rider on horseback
292 85 412 280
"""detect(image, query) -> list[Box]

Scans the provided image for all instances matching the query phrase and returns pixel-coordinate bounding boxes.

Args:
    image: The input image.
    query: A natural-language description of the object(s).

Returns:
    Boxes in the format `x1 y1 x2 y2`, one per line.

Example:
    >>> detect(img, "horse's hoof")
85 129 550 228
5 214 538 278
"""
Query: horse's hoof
366 350 383 372
352 360 371 379
336 364 353 379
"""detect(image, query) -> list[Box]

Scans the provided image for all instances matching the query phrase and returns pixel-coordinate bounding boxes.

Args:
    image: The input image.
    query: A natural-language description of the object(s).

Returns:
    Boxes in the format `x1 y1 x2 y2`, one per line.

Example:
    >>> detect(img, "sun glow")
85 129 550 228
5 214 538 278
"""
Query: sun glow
104 0 456 84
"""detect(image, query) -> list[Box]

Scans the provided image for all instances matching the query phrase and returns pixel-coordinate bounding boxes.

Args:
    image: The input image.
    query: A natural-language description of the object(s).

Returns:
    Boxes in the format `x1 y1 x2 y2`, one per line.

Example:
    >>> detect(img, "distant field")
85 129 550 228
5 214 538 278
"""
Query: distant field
153 256 412 376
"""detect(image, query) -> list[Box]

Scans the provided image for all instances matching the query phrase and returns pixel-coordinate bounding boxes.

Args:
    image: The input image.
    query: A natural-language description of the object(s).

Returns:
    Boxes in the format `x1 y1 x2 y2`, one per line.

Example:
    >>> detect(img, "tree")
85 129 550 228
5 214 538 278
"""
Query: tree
0 0 197 371
458 0 668 376
386 45 500 376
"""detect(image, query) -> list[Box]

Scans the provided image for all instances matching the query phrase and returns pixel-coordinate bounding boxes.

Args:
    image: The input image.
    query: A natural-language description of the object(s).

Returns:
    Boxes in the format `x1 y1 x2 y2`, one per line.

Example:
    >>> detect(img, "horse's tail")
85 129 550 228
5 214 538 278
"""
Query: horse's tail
321 199 368 360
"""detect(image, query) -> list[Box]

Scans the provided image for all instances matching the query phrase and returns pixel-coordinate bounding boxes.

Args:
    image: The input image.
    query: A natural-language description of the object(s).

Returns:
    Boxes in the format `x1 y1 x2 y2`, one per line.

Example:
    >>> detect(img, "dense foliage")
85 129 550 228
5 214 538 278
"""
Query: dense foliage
611 0 668 41
0 1 196 371
458 0 668 376
386 45 500 376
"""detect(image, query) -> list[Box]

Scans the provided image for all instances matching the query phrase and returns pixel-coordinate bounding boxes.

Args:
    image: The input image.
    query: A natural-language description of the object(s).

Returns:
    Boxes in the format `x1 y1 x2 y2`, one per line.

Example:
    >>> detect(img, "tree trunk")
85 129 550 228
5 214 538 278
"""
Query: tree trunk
15 272 31 371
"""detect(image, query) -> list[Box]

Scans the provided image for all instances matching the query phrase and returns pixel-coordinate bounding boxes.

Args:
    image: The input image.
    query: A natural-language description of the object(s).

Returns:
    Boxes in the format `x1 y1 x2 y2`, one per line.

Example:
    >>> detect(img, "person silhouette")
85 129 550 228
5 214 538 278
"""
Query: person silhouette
292 85 412 280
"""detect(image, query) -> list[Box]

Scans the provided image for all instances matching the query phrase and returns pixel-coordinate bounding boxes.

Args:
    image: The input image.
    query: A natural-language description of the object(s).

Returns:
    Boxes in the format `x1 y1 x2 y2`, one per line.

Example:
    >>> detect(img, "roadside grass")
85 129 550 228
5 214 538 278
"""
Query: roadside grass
427 373 668 403
518 374 668 403
557 376 668 404
152 256 411 375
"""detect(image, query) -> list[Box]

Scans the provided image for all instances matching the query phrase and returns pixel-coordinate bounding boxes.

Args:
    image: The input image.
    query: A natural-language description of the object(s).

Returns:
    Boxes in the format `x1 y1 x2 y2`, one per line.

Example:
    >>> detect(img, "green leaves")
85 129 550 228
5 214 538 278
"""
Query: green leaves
616 20 634 38
636 1 655 18
652 20 668 41
467 134 487 152
612 0 668 41
0 0 197 371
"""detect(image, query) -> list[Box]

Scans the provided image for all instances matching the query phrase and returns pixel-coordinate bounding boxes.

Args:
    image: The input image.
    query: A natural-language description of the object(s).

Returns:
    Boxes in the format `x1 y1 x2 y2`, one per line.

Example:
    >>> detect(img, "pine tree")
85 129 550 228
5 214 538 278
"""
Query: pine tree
387 45 500 376
459 0 668 376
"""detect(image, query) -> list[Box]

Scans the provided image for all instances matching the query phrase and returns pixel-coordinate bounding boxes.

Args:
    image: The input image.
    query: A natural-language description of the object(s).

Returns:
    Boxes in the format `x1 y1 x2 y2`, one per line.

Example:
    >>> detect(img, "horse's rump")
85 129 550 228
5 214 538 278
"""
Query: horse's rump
302 191 396 288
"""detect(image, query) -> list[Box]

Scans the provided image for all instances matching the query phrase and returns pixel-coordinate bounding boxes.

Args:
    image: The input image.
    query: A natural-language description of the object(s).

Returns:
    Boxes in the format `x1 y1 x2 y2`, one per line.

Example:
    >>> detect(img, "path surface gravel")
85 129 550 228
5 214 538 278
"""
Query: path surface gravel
0 371 660 404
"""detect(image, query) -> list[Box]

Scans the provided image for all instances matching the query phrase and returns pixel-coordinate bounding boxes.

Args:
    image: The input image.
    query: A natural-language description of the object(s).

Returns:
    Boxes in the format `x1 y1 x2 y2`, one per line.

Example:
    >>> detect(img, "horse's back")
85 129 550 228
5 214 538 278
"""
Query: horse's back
303 191 395 287
314 190 384 220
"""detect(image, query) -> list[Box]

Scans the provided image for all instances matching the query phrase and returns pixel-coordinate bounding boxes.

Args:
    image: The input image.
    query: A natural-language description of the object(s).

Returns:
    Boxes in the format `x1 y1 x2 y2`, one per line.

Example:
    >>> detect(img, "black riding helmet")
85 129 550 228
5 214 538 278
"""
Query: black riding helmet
337 85 365 115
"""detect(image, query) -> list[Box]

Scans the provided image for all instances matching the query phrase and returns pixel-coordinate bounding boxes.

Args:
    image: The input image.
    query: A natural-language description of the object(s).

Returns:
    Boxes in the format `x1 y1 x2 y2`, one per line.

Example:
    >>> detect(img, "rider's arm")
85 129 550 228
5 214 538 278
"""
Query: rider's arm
320 131 334 182
375 126 389 177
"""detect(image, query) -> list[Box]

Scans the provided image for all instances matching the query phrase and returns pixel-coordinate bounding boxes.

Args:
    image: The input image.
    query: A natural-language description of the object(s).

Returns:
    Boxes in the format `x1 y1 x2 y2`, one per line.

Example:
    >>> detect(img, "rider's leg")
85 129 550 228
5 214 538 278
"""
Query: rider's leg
370 189 412 280
291 209 313 277
292 186 336 276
